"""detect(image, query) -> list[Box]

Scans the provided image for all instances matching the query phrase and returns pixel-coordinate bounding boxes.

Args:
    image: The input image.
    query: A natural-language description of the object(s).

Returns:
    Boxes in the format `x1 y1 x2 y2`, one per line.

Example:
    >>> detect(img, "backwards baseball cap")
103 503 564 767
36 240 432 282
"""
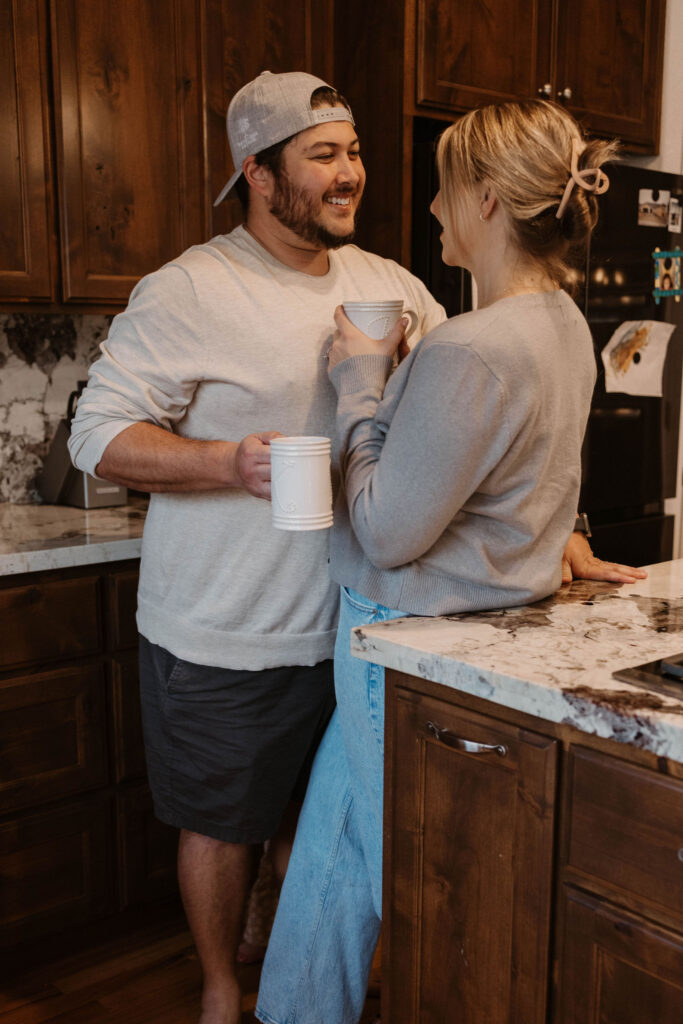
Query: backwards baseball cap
213 70 355 206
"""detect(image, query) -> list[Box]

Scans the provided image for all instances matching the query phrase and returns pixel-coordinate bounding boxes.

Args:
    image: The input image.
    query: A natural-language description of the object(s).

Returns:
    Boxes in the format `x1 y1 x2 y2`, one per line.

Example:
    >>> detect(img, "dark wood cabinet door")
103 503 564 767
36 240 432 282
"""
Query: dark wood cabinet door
555 0 666 150
50 0 206 303
557 888 683 1023
0 795 114 948
415 0 553 112
385 681 558 1024
0 663 108 813
0 0 55 300
0 575 102 672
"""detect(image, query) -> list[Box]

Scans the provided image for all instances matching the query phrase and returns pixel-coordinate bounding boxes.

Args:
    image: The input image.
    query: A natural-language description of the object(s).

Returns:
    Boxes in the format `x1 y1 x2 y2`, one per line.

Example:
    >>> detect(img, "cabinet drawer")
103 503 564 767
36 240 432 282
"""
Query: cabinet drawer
0 796 114 948
0 576 101 670
565 747 683 924
0 664 108 812
108 569 139 650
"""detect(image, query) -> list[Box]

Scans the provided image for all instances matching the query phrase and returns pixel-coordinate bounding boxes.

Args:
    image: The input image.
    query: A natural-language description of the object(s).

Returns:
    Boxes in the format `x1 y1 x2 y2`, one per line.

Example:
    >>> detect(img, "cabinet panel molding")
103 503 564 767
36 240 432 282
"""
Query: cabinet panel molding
0 0 54 299
111 650 146 784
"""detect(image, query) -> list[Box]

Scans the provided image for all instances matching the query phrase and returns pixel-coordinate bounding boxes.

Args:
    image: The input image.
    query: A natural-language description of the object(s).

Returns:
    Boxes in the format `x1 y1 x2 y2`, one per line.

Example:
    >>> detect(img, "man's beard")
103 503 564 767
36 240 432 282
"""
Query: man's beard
269 173 361 249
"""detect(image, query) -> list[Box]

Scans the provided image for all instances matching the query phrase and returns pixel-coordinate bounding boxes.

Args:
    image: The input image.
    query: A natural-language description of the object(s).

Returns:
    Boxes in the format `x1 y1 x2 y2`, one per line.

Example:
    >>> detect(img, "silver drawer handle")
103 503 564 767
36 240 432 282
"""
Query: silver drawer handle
427 721 508 757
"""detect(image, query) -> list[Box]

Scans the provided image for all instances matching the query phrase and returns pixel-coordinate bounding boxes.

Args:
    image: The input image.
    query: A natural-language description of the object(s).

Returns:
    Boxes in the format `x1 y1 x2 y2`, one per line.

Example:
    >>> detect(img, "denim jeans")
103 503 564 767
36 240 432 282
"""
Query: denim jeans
255 586 406 1024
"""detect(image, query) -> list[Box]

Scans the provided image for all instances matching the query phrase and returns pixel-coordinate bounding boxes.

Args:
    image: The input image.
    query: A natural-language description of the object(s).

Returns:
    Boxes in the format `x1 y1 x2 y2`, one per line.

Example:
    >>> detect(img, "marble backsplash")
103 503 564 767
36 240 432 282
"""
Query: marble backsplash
0 313 113 503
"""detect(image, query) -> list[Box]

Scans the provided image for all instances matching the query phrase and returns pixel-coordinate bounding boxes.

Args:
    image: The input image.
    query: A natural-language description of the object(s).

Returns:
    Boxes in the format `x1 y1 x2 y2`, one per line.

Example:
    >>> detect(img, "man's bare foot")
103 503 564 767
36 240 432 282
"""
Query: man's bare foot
236 938 266 964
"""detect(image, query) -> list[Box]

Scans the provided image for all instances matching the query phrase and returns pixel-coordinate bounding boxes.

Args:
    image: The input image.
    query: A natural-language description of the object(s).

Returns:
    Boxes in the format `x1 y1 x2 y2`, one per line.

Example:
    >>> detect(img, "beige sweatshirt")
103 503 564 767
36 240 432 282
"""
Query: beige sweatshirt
68 226 445 669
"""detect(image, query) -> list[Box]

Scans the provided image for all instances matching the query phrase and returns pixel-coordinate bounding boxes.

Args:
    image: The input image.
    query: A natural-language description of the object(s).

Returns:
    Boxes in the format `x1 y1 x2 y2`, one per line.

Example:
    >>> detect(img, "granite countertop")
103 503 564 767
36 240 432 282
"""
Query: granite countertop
0 498 147 576
351 559 683 764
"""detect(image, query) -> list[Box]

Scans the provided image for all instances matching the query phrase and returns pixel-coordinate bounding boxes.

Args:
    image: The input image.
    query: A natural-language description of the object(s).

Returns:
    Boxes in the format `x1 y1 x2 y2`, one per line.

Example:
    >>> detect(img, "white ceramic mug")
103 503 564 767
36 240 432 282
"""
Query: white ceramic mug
342 299 418 340
270 436 333 531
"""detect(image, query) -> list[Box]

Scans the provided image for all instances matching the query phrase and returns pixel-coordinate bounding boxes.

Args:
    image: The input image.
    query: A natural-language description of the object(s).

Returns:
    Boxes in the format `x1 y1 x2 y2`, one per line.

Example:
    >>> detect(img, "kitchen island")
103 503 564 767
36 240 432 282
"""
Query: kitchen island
352 561 683 1024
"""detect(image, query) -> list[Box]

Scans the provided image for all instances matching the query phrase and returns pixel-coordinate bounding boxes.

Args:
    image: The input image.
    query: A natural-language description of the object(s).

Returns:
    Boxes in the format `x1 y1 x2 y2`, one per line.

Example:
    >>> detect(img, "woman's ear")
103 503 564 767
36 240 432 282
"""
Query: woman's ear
242 155 273 199
480 182 498 220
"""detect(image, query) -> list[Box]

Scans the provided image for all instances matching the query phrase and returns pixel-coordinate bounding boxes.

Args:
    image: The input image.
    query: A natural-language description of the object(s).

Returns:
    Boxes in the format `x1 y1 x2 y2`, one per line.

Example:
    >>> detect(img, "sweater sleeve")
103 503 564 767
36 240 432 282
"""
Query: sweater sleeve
330 340 511 570
68 264 204 475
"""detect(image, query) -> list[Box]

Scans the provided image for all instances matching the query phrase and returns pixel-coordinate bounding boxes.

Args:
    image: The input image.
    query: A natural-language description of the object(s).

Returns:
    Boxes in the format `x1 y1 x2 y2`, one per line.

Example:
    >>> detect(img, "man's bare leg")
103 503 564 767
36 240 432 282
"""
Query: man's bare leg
178 829 255 1024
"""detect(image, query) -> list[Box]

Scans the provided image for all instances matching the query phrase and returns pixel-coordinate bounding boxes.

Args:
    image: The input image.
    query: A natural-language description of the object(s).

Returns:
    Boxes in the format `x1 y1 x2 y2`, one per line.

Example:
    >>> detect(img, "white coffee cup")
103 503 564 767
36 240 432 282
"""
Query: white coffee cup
342 299 418 340
270 436 333 531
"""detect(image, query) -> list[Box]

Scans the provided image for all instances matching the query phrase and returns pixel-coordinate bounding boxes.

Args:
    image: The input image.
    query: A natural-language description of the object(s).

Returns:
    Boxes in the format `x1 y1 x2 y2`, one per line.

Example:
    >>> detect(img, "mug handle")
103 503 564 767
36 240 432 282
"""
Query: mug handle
402 308 419 339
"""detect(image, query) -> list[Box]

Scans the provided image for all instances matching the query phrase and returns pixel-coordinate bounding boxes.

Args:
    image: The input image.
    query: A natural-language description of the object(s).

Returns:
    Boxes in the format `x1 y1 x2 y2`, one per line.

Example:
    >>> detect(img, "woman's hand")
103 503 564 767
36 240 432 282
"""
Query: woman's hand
561 531 648 584
328 305 409 370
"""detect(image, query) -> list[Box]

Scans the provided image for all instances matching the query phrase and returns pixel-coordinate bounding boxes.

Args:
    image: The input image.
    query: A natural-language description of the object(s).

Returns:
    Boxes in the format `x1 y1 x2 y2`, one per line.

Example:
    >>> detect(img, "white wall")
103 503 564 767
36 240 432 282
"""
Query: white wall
624 0 683 174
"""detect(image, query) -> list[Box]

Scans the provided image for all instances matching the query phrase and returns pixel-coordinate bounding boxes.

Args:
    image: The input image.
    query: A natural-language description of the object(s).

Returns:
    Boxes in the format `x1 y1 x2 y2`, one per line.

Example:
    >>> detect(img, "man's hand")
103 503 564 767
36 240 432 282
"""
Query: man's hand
235 431 283 499
561 531 648 585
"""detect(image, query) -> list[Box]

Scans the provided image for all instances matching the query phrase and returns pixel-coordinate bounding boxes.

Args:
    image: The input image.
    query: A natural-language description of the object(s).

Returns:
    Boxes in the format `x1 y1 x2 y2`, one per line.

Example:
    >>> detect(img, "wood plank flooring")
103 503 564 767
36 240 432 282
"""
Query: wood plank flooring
0 920 381 1024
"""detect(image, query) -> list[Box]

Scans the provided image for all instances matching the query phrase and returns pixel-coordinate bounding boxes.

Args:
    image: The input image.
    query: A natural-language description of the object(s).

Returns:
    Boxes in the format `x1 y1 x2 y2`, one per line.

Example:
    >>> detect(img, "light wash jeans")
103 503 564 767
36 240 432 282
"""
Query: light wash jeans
255 586 406 1024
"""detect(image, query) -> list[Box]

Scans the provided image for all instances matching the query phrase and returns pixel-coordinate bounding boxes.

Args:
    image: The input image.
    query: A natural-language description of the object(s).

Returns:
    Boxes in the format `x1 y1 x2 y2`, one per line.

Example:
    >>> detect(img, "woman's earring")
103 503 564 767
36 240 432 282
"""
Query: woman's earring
479 212 485 222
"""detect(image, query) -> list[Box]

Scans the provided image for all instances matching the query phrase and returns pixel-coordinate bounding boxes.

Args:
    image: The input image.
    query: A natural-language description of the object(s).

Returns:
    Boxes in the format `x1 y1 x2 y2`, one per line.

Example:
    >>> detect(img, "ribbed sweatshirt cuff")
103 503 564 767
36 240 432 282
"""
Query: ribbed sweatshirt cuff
329 353 393 395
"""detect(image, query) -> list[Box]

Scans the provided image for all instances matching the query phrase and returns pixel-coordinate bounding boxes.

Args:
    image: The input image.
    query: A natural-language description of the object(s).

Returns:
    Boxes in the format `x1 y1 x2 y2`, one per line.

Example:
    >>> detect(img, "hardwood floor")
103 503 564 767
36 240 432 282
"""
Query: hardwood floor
0 919 381 1024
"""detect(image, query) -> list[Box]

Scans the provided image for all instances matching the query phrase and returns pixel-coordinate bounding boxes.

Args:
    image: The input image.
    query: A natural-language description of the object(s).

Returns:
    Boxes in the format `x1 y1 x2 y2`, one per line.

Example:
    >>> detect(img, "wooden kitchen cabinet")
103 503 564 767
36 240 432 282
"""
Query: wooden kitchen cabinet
0 560 179 955
384 680 558 1023
1 0 334 308
415 0 665 151
50 0 207 303
337 0 666 268
554 0 666 151
383 671 683 1023
415 0 553 115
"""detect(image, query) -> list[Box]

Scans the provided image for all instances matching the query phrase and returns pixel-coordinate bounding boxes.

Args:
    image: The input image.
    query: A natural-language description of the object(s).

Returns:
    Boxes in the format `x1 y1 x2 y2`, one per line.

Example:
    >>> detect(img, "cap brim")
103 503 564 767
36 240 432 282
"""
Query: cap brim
213 167 242 207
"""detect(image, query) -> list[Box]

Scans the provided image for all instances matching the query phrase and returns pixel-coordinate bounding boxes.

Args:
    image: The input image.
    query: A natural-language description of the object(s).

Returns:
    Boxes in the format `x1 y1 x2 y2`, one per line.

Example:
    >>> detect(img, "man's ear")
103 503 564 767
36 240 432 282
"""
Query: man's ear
243 155 273 199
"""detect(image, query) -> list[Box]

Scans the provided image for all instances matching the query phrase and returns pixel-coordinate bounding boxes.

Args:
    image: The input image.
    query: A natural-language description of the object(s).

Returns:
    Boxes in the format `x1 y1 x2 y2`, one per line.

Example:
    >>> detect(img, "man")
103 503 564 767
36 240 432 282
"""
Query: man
69 70 644 1024
68 71 446 1024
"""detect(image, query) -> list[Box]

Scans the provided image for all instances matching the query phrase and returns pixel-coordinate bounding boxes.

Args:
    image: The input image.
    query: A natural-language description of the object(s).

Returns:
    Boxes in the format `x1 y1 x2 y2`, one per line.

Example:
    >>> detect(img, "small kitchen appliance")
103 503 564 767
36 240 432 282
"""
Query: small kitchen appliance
39 381 128 508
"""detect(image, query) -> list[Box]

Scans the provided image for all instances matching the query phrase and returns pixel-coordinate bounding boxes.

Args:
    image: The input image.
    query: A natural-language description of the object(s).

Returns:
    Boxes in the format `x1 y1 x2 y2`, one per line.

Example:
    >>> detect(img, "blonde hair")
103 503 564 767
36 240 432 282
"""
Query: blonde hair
435 100 618 294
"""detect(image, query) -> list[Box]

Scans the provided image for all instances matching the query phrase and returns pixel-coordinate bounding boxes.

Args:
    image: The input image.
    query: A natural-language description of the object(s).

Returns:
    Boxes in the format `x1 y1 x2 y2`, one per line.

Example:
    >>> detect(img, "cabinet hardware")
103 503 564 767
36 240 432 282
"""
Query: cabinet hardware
426 721 508 756
537 83 552 97
557 86 573 101
678 847 683 862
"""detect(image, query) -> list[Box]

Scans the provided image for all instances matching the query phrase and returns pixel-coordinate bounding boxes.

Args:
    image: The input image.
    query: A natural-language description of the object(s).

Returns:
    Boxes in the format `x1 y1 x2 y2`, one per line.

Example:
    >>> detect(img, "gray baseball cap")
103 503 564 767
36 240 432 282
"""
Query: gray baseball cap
213 70 355 206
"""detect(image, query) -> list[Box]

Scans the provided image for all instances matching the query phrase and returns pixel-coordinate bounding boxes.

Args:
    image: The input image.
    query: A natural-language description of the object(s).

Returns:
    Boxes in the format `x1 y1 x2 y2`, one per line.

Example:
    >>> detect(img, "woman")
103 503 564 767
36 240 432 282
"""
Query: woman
256 101 637 1024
